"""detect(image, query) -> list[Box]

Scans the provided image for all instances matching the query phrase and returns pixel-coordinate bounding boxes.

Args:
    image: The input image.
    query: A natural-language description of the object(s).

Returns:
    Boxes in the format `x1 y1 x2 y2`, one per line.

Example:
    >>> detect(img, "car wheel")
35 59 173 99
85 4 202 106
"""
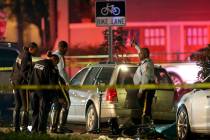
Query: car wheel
177 106 191 140
86 104 98 132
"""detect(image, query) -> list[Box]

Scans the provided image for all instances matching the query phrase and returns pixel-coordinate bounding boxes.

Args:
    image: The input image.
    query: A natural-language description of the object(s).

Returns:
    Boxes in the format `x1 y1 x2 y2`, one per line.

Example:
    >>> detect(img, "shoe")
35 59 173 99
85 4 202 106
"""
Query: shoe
38 131 47 135
14 128 20 133
142 115 151 125
49 126 57 133
31 130 38 134
57 127 73 134
21 127 30 134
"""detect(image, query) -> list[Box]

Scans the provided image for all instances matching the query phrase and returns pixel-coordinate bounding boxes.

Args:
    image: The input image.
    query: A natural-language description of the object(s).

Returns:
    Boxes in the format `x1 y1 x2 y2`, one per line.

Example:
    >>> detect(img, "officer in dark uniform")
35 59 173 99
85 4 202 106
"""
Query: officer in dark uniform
10 42 38 132
50 77 71 133
29 52 60 134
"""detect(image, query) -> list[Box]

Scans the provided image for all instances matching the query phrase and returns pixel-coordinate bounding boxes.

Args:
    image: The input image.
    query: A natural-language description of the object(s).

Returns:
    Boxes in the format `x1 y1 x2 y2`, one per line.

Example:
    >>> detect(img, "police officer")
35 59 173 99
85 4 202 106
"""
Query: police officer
29 52 60 134
50 77 71 133
10 42 38 132
132 41 155 124
50 40 71 133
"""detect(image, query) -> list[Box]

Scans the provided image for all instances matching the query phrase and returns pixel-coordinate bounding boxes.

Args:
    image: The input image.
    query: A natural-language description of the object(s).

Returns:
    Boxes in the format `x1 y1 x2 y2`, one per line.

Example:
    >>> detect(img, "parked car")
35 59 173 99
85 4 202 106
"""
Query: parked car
176 76 210 140
162 62 200 85
161 62 201 102
0 42 19 122
67 62 176 132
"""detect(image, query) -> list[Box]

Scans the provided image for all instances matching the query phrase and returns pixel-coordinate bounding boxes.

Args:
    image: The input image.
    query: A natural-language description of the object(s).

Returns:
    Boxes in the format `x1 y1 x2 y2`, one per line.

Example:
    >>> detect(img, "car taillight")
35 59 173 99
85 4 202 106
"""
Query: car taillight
105 88 118 102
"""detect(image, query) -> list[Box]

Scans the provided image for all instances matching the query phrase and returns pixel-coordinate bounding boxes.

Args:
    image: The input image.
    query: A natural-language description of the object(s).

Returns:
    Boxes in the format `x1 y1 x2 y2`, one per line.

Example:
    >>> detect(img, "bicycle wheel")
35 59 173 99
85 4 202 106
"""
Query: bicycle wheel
113 7 120 15
101 8 108 16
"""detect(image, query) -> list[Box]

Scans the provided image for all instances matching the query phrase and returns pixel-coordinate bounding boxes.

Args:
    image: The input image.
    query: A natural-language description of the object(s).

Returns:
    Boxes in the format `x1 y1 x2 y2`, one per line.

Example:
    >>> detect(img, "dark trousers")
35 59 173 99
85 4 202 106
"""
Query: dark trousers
51 90 70 130
13 89 29 130
31 92 52 133
142 90 155 118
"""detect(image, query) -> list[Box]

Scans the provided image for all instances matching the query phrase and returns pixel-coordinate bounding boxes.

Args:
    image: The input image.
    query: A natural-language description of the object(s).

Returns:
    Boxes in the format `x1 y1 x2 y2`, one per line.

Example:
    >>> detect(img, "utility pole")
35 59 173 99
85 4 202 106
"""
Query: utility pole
108 26 113 62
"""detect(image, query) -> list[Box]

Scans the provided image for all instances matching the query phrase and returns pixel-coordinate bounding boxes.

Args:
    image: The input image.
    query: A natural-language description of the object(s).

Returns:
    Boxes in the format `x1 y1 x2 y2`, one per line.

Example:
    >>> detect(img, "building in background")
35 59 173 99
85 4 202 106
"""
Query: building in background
51 0 210 63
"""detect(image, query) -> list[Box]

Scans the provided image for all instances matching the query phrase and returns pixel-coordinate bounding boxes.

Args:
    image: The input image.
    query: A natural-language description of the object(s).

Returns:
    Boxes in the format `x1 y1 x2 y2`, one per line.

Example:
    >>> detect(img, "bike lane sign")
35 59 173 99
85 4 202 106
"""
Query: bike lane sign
95 0 126 26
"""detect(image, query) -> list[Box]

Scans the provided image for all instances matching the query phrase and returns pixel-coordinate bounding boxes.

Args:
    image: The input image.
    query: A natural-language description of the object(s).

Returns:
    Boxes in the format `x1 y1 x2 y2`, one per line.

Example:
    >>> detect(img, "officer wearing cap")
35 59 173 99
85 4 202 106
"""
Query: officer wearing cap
10 42 38 132
132 40 155 124
29 52 60 134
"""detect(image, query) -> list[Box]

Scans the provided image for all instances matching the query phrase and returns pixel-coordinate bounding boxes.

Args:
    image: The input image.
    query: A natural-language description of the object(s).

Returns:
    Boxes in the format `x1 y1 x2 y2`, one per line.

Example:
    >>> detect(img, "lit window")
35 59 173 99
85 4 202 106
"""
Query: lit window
185 26 208 46
143 27 166 46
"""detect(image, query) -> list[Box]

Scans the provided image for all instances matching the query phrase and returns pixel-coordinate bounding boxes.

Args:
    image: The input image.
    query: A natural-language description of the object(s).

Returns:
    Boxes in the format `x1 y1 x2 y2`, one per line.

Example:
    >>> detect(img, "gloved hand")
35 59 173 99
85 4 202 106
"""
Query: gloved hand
137 89 144 99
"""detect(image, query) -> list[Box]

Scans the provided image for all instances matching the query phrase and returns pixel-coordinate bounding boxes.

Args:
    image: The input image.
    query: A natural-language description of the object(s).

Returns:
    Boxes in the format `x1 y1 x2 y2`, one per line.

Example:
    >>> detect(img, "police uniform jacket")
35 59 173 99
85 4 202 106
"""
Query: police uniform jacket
29 59 60 98
30 59 59 85
10 49 32 85
133 58 155 94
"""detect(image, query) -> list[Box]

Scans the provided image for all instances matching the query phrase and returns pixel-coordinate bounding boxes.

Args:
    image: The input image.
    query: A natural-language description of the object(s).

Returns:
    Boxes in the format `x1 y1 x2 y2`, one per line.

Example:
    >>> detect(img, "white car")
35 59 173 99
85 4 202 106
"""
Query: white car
162 62 201 102
162 62 200 85
176 77 210 140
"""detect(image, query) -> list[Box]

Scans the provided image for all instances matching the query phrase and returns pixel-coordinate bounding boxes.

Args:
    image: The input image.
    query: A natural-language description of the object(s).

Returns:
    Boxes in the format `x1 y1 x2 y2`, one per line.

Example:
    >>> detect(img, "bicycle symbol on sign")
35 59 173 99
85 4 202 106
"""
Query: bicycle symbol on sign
101 3 121 16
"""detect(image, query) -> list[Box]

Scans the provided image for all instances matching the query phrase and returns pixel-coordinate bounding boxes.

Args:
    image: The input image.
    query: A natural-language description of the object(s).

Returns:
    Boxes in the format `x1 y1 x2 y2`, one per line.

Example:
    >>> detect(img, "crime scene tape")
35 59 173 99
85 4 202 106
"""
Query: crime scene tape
0 67 13 71
0 83 210 91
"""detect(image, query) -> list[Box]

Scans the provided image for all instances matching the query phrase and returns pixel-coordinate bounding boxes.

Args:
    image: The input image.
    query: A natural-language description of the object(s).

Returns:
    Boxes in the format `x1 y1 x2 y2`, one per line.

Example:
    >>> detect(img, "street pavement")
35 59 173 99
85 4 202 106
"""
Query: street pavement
1 121 210 139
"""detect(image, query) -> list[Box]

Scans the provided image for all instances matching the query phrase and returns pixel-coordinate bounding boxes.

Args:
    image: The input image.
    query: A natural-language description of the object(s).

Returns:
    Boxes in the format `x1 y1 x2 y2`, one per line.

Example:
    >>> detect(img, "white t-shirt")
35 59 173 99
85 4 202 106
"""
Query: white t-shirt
53 50 69 84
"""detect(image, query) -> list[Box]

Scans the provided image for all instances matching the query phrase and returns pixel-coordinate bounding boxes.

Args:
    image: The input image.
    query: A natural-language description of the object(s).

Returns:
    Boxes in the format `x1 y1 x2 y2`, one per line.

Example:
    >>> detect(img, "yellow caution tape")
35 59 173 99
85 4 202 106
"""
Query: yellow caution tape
0 67 13 71
0 83 210 90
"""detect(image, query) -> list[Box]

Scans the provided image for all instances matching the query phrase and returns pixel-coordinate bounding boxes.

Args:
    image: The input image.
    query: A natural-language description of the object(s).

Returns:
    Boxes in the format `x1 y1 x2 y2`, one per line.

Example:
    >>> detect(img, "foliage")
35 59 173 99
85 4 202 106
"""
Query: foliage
102 27 128 52
196 45 210 81
101 27 128 61
12 0 48 26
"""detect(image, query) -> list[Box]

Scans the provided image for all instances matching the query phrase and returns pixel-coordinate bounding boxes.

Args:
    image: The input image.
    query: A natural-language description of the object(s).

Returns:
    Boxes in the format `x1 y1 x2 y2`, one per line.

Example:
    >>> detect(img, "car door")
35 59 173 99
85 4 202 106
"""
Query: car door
77 67 101 117
152 68 175 120
68 67 89 122
191 89 210 131
115 66 138 118
94 67 115 117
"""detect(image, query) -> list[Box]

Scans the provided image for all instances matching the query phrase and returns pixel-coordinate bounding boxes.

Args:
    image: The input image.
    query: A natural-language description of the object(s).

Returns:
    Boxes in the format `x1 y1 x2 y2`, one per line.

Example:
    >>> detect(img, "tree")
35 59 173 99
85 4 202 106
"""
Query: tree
196 44 210 82
101 27 128 61
3 0 49 48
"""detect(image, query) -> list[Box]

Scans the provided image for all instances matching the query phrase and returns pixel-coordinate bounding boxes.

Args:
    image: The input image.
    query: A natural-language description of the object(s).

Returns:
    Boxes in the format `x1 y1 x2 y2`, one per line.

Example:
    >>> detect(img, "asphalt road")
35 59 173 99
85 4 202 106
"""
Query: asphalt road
1 119 210 140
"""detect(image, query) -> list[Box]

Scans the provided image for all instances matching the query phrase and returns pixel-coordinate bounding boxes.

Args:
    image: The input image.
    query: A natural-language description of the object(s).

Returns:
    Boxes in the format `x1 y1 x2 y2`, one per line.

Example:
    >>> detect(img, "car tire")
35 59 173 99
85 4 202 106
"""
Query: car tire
176 106 191 140
86 104 98 132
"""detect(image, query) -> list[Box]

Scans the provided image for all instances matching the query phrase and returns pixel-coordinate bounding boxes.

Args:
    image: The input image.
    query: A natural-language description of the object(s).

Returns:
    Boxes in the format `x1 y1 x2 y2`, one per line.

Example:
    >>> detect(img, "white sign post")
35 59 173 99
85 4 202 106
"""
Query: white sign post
96 0 126 62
